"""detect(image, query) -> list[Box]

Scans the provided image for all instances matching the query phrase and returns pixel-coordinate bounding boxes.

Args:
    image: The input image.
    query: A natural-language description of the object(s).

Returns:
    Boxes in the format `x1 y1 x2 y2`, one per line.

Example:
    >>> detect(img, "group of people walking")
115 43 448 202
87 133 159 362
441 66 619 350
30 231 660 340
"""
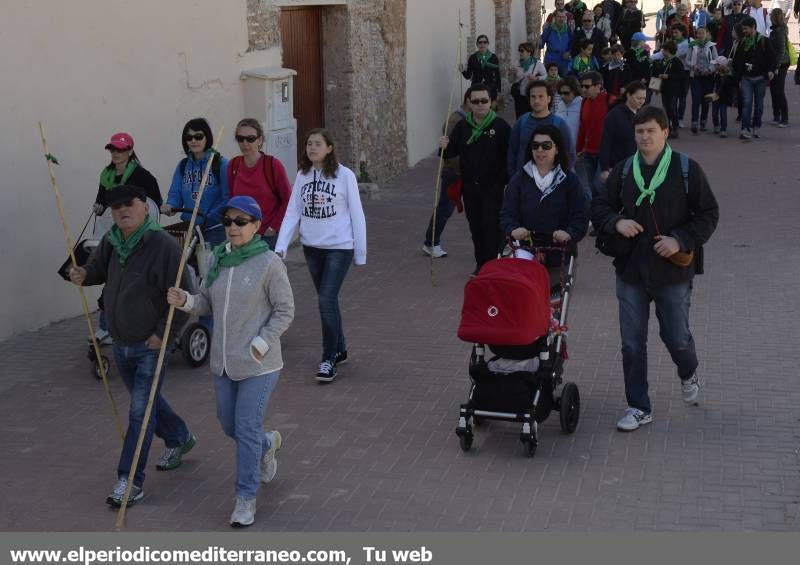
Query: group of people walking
68 119 366 527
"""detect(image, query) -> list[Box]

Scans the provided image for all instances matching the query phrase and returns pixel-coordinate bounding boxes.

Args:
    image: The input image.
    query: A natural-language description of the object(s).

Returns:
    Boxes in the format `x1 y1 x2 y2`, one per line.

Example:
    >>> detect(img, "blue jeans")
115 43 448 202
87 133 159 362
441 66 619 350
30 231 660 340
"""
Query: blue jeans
214 371 280 498
112 342 190 487
690 75 713 125
424 170 457 247
615 277 698 414
712 101 728 132
576 152 601 200
303 247 353 361
740 76 767 130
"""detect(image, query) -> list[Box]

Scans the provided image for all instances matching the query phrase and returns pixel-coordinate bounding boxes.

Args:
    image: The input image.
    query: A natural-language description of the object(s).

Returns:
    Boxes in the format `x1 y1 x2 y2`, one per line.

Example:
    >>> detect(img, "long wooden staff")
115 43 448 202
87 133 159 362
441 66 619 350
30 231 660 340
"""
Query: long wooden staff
430 23 464 285
115 127 223 528
38 121 124 440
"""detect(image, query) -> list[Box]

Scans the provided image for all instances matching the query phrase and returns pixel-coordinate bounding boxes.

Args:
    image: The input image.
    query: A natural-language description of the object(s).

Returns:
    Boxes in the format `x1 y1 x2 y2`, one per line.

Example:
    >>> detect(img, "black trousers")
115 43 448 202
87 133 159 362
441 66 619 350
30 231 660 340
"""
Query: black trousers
462 183 504 269
770 64 789 124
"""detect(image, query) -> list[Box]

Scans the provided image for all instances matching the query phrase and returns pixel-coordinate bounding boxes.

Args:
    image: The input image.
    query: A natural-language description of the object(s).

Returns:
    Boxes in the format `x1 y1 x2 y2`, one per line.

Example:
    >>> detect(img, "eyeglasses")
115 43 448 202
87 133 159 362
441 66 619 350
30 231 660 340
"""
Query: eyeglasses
222 217 255 227
235 134 259 143
107 147 130 154
580 83 594 89
470 98 490 104
110 199 136 210
184 133 205 141
531 141 554 151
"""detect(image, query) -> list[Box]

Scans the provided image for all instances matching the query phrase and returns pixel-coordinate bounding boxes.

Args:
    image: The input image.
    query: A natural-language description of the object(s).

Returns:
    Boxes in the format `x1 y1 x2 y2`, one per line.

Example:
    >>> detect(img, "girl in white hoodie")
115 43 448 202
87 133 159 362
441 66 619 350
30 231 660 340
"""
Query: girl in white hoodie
275 129 367 383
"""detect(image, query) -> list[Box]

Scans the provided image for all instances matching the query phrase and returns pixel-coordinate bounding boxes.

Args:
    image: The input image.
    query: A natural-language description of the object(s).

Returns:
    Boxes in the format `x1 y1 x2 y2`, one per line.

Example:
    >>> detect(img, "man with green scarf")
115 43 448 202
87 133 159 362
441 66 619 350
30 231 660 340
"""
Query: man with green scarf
69 185 196 507
590 106 718 432
440 84 510 274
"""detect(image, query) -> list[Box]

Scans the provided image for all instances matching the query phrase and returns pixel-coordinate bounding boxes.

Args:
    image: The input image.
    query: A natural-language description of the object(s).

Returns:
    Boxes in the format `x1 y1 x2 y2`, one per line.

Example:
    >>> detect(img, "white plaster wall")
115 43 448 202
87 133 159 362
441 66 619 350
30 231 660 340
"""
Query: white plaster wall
0 0 281 340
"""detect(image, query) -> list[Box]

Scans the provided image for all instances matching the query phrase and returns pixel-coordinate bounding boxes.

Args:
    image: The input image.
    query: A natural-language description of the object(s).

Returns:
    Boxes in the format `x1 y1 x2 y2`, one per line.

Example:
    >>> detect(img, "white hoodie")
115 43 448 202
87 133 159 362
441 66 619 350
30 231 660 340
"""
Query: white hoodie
275 164 367 264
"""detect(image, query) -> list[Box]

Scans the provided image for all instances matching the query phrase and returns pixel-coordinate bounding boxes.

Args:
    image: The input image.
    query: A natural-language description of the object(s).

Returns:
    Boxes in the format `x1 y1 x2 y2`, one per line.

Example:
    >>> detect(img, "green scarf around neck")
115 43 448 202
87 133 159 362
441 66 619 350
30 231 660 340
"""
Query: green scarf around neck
573 55 592 73
550 22 568 38
631 46 650 63
689 38 710 48
742 32 761 52
633 145 673 207
520 56 537 72
205 235 270 287
100 160 138 190
106 214 162 265
465 110 497 145
476 50 499 69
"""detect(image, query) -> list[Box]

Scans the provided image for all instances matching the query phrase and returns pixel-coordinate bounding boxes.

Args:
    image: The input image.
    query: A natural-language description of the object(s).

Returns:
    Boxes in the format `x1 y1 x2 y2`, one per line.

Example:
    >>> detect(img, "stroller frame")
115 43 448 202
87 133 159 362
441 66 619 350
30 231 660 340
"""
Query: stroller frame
455 240 580 457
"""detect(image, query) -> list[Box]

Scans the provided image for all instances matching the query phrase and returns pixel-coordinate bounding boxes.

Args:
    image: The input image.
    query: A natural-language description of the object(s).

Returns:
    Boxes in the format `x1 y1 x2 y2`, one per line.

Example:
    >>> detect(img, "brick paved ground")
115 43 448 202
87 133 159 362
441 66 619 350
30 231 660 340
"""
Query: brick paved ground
2 93 800 532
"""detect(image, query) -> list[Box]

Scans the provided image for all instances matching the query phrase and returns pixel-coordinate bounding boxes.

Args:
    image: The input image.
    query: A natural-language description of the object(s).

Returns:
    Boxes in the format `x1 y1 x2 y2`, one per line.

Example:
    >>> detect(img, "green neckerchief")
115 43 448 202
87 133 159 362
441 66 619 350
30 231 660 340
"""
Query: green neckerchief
550 22 568 39
100 160 138 190
205 235 270 287
633 145 673 207
689 38 710 48
465 110 497 145
742 32 761 52
569 1 587 16
519 56 537 72
106 214 163 265
572 55 592 73
631 46 650 63
476 50 499 69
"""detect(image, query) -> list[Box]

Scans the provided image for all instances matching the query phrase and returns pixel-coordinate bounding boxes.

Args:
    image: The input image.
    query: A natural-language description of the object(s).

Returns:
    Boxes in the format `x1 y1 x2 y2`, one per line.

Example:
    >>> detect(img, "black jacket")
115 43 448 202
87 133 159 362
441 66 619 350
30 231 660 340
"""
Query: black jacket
95 163 162 208
615 9 644 48
82 230 190 344
601 62 633 97
442 114 511 189
572 27 608 56
462 52 502 97
733 33 777 79
599 102 637 171
625 48 651 83
590 150 719 286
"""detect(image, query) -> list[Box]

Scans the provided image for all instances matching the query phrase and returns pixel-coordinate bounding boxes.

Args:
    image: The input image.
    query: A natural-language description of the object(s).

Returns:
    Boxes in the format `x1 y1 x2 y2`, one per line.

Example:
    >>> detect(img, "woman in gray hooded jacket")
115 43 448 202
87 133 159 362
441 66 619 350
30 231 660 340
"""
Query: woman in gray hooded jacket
168 195 294 528
768 8 789 126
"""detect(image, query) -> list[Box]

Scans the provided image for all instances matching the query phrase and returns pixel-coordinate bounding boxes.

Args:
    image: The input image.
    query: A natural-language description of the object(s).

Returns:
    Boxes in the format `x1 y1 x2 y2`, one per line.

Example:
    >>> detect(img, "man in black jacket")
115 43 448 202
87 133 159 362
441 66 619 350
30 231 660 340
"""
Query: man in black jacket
573 10 609 56
732 16 776 140
69 185 196 506
590 106 719 432
615 0 645 48
440 84 511 274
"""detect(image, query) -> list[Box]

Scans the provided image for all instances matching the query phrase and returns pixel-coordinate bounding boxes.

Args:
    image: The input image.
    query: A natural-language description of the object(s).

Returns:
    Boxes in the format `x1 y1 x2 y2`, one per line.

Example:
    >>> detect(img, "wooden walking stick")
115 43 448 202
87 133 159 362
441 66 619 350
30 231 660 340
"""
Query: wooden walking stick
38 121 124 440
115 127 223 529
430 24 463 285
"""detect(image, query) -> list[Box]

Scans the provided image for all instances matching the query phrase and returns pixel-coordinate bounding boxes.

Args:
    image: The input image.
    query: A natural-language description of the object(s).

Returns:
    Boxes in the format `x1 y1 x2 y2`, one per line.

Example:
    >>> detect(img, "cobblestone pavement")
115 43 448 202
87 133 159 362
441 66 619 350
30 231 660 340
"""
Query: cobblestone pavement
2 94 799 532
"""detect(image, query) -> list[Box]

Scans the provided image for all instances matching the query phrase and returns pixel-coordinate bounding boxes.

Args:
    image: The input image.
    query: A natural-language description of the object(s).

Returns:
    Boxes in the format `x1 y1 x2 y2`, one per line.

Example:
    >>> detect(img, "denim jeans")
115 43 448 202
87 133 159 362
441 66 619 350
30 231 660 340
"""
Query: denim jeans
576 152 601 201
740 76 767 130
303 247 354 361
712 102 728 132
615 277 698 414
690 75 713 125
678 72 689 120
112 342 190 487
424 170 457 247
214 371 280 498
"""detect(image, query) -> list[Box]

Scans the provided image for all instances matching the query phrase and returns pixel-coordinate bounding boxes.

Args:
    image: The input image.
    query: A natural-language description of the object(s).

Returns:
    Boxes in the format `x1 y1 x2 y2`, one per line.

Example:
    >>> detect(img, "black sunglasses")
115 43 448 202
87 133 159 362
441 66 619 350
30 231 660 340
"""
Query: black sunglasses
235 134 259 143
184 133 205 141
470 97 491 104
222 216 255 227
107 147 130 154
109 199 136 210
531 141 554 151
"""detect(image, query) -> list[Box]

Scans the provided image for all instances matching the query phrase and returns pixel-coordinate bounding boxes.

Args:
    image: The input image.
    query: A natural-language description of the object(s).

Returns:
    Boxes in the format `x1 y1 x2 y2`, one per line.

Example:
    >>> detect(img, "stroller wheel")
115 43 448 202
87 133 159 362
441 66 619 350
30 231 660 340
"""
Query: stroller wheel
559 382 580 434
521 435 537 458
93 355 110 380
459 432 474 452
182 323 210 367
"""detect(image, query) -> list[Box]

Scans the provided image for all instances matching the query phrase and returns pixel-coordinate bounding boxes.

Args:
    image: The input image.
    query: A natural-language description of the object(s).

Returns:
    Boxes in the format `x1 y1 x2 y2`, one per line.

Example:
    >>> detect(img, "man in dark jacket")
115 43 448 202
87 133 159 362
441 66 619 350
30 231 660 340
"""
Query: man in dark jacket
590 106 719 432
732 16 776 140
440 84 511 273
69 185 196 507
716 0 745 55
573 10 609 56
599 81 647 182
615 0 645 48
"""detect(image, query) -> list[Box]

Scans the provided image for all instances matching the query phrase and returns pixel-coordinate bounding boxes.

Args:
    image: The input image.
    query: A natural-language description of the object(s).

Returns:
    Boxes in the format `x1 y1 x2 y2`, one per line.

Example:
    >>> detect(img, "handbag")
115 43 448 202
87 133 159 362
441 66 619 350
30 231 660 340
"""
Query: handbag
648 76 662 92
56 213 94 281
787 39 798 67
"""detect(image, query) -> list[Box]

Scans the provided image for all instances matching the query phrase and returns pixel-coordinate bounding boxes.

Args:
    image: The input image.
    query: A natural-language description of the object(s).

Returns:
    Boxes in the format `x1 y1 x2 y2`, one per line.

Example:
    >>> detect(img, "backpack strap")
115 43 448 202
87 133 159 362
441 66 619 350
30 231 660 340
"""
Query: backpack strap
621 155 633 183
678 152 689 193
262 154 281 206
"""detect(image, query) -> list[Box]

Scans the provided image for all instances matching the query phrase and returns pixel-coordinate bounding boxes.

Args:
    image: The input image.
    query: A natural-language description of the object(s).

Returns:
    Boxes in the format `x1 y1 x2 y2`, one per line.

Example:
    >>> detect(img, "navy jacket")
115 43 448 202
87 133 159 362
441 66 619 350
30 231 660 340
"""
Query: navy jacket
599 102 637 171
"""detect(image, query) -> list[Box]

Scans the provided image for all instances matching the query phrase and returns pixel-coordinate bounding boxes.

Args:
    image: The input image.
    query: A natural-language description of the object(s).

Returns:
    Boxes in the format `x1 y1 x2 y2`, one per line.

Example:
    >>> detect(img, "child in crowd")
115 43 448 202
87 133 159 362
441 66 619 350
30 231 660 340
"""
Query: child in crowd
655 40 684 137
602 45 632 103
570 39 601 75
707 55 737 137
545 62 562 84
688 26 718 133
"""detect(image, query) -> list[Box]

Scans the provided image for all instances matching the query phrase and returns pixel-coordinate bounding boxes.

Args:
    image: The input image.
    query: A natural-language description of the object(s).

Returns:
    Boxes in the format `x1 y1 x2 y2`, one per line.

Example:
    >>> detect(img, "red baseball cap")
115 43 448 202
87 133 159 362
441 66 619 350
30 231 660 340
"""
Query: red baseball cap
105 132 134 150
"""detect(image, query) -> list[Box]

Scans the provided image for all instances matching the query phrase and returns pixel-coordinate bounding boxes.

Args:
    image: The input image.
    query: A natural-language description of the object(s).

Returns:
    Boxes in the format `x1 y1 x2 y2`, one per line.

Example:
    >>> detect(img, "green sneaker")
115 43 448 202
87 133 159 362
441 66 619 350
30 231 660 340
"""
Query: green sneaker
156 433 196 471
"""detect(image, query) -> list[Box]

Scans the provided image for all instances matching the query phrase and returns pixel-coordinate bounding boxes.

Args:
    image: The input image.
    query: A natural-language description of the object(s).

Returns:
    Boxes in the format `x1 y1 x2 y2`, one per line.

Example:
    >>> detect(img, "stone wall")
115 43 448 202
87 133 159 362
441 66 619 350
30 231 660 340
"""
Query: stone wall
247 0 281 51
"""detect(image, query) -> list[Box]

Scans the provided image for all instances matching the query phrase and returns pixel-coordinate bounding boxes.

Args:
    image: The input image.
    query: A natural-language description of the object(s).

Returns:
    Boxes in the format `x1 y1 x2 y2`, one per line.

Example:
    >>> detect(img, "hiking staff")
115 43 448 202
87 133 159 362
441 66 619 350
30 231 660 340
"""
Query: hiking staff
115 127 223 529
38 121 124 440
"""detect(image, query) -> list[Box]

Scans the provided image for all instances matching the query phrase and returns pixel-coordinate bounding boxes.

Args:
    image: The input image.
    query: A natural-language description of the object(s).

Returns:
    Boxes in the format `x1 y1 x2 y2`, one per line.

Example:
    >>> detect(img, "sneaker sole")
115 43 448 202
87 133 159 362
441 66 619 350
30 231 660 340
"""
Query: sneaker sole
315 374 337 383
106 490 143 507
261 431 282 483
157 434 197 471
617 416 653 432
230 518 254 528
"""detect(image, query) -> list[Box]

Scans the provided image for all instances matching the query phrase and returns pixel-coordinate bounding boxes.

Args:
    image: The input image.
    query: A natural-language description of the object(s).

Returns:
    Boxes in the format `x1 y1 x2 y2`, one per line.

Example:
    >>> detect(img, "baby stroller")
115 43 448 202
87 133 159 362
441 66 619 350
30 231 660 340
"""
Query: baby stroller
454 236 580 457
58 204 212 378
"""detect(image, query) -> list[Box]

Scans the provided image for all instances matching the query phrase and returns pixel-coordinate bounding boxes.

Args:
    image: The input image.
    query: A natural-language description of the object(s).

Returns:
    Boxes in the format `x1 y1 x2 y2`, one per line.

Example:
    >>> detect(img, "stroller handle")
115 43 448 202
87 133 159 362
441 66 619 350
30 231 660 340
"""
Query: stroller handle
508 233 570 254
172 208 208 227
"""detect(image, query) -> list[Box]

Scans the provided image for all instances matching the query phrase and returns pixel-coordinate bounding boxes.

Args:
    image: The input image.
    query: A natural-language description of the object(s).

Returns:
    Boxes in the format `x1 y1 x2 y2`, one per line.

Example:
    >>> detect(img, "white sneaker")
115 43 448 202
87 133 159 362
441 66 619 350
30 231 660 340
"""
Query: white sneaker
229 496 256 527
422 245 447 258
681 374 701 404
616 408 653 432
94 329 113 345
678 120 685 129
260 430 282 483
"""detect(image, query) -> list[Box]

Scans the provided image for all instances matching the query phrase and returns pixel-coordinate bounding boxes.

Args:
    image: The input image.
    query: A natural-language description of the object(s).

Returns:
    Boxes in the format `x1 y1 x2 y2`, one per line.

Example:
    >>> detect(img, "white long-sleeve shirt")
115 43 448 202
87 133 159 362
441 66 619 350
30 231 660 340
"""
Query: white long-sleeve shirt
275 164 367 264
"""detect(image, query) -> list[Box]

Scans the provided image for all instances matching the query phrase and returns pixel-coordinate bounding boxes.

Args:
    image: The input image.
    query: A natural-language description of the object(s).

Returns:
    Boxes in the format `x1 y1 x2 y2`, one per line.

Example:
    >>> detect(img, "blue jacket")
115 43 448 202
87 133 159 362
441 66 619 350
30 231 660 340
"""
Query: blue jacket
507 112 576 179
166 151 230 225
500 163 588 242
540 25 574 64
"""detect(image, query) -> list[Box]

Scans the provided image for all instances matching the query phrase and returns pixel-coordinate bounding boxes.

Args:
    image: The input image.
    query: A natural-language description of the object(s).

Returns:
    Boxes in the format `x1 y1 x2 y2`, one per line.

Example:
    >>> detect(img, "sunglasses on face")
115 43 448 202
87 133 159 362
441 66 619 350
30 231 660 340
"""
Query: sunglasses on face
184 133 205 141
222 216 254 227
531 141 554 151
110 199 136 210
235 134 259 143
470 98 490 104
107 147 130 154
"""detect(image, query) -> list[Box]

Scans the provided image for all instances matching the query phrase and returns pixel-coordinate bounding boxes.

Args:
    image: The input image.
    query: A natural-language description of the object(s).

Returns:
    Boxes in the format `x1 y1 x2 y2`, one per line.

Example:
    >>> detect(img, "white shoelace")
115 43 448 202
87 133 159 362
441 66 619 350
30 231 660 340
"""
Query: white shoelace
318 361 334 373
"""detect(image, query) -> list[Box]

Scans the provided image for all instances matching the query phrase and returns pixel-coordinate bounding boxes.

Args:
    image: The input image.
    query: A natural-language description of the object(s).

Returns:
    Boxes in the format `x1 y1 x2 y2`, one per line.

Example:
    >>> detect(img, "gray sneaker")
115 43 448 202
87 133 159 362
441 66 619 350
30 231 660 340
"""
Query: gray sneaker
260 430 282 483
230 496 256 527
157 433 196 470
106 477 143 507
681 374 701 404
616 408 653 432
